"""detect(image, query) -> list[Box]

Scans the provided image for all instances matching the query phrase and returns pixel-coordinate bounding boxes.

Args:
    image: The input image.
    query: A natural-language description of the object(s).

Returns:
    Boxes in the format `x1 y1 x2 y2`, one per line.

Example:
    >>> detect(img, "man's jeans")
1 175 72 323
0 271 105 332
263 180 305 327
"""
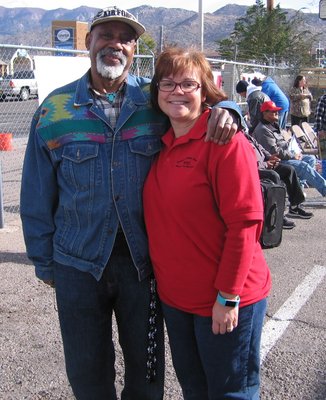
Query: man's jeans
53 240 164 400
162 299 267 400
282 155 326 196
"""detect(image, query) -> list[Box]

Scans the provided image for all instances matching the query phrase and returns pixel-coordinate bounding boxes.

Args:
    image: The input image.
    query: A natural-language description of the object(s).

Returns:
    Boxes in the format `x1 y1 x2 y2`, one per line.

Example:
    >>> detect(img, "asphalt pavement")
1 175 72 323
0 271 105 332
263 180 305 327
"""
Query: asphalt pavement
0 188 325 399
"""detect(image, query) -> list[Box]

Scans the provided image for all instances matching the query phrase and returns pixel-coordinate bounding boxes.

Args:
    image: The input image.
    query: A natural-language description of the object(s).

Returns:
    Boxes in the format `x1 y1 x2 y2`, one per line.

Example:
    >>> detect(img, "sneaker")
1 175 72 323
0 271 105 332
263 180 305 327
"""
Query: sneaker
283 216 295 229
288 205 314 219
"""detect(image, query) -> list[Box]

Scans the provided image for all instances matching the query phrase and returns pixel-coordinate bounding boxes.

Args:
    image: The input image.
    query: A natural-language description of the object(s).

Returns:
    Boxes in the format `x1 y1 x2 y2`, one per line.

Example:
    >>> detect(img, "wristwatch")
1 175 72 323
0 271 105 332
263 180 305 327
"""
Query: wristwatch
217 292 240 308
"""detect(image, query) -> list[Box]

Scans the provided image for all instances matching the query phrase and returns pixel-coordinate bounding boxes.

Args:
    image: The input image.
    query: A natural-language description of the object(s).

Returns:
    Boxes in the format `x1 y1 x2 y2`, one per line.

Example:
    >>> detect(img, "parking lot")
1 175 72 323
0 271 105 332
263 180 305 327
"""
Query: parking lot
0 97 325 400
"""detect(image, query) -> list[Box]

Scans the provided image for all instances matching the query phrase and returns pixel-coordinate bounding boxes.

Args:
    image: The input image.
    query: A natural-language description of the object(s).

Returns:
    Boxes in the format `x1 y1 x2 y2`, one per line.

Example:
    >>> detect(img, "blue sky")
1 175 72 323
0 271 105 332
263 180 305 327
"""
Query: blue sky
0 1 320 14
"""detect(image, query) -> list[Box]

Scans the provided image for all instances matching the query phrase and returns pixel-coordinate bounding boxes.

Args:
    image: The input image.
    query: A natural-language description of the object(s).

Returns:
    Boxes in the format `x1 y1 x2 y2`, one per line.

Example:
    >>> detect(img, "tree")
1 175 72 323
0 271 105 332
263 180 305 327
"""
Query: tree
217 0 320 69
137 33 156 55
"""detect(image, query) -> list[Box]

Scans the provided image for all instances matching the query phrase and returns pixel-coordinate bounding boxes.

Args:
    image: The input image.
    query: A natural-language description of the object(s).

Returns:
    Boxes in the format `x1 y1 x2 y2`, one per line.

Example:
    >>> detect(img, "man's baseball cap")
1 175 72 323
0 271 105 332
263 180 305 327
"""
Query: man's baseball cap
236 80 249 94
260 101 282 112
90 6 146 38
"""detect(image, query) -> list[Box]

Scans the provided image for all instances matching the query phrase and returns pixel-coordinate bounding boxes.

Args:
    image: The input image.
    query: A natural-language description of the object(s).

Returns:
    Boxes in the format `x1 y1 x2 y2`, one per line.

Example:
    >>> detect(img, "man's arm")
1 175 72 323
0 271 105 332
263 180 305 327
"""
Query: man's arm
255 126 293 160
314 96 326 133
206 101 247 144
20 110 58 284
253 125 279 155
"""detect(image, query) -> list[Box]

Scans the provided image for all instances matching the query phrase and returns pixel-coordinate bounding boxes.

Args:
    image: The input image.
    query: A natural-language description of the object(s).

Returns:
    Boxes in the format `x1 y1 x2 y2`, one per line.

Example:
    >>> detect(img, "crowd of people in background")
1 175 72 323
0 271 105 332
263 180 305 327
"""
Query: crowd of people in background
236 73 326 230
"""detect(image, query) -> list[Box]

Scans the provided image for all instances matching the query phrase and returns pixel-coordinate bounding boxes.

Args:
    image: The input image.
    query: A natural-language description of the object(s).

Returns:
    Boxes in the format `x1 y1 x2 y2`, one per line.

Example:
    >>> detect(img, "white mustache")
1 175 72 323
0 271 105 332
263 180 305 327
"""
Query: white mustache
96 48 127 80
99 48 125 63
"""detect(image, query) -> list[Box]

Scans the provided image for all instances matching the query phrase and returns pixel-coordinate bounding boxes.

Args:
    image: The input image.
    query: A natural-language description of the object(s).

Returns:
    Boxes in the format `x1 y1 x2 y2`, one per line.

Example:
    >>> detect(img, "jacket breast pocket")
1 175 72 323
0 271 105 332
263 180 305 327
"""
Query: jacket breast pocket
128 135 162 157
61 143 103 190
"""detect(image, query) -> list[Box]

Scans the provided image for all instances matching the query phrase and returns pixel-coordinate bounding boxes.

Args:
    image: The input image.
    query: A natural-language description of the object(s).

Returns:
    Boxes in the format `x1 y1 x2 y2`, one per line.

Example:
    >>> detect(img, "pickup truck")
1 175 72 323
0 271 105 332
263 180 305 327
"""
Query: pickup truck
0 70 38 101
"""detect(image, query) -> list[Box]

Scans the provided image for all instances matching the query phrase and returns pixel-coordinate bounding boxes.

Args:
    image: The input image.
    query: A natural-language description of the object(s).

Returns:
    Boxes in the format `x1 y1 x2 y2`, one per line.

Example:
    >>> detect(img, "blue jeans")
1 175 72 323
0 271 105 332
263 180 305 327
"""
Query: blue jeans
282 155 326 196
162 299 267 400
53 243 164 400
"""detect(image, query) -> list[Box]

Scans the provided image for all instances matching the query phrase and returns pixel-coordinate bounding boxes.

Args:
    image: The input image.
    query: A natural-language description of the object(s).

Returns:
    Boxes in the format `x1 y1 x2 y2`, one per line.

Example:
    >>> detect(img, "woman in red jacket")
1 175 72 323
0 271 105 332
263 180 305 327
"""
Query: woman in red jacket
143 47 272 399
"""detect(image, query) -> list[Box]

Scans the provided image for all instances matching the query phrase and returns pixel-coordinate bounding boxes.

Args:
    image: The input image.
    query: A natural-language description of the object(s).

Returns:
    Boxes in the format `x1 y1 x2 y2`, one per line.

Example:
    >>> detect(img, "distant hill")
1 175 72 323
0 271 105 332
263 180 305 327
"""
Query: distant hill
0 4 325 54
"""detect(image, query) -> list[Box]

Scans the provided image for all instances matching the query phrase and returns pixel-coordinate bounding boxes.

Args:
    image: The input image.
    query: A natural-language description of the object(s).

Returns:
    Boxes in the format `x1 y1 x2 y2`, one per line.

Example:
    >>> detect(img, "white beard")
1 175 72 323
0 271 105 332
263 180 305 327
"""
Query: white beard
96 49 127 80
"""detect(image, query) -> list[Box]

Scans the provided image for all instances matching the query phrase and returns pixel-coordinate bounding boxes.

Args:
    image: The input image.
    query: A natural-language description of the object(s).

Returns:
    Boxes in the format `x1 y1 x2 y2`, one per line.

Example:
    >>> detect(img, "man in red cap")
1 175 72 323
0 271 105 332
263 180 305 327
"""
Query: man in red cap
253 101 326 210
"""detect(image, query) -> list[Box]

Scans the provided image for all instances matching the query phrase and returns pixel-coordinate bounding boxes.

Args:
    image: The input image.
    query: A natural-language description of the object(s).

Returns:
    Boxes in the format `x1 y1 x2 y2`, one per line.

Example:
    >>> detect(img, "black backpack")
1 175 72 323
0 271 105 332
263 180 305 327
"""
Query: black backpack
260 179 286 249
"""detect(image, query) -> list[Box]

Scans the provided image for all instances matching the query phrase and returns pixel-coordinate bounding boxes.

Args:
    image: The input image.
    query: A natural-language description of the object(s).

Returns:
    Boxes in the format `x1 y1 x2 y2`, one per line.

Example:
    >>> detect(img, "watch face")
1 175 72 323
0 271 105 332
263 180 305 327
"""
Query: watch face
225 300 238 307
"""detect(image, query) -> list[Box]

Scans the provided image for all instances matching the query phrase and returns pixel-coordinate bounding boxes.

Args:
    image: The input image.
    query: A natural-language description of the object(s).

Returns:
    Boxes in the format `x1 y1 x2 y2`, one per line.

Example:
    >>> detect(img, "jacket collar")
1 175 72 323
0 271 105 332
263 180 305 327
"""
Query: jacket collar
73 69 149 107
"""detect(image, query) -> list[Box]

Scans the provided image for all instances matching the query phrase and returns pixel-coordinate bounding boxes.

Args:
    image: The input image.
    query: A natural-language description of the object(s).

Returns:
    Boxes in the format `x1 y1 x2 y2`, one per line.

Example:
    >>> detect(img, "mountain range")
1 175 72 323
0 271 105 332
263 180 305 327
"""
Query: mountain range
0 4 325 54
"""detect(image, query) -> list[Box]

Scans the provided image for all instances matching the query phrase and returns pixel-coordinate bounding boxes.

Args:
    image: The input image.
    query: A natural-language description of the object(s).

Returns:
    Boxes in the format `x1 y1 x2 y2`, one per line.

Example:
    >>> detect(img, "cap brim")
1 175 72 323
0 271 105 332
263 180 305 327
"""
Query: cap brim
90 17 146 37
263 107 282 112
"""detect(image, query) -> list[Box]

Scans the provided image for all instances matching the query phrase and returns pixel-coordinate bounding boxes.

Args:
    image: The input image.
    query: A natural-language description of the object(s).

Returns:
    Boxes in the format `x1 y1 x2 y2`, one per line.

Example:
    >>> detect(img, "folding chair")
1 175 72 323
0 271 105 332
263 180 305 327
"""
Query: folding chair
301 122 318 149
291 124 318 156
291 124 305 141
281 128 292 142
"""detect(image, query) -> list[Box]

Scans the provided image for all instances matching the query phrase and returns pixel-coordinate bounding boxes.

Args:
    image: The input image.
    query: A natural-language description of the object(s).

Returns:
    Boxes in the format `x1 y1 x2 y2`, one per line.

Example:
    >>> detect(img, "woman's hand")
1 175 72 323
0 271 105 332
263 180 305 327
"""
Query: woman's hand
205 108 239 144
211 301 239 335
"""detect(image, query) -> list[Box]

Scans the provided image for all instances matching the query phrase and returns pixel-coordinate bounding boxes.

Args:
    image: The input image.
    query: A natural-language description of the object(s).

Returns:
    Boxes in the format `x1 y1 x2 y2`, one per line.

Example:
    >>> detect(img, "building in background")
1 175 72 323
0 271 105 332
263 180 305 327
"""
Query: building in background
52 21 88 55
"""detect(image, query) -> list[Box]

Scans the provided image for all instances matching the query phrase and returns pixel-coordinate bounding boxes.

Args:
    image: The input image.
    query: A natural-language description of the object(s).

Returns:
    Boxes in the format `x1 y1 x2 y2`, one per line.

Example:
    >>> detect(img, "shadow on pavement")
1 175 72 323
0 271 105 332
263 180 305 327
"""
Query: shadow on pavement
0 251 32 264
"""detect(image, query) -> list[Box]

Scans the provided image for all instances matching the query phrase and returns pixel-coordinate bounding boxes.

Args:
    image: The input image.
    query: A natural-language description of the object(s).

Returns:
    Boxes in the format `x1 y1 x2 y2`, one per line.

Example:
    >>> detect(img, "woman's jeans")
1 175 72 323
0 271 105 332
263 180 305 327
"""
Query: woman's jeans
162 299 267 400
53 240 164 400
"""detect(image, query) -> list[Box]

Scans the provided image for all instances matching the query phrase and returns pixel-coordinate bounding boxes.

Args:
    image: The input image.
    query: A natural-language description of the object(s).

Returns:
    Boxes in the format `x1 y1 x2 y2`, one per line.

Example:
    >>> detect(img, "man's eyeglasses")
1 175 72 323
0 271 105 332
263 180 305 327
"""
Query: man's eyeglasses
157 79 201 93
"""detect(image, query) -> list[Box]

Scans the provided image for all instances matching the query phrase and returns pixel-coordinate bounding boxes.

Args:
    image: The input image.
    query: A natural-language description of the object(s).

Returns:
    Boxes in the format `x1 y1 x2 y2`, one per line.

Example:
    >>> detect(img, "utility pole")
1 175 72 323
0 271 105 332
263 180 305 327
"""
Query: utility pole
160 25 164 53
199 0 203 52
267 0 275 11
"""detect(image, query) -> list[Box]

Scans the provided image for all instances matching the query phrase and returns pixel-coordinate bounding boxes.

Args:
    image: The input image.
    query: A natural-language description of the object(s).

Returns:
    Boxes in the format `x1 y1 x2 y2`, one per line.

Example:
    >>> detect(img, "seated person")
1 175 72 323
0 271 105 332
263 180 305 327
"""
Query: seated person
245 133 313 227
236 80 270 133
253 101 326 198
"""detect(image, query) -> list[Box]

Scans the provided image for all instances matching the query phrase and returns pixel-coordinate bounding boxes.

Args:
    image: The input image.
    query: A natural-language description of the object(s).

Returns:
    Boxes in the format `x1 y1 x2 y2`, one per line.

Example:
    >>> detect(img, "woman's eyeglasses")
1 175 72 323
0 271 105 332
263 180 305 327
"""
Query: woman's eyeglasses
157 79 201 93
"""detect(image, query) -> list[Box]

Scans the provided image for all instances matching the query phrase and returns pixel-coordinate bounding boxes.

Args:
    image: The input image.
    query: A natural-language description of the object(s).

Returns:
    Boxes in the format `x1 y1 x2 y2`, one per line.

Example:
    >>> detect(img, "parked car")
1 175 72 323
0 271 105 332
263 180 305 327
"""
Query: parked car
0 70 38 101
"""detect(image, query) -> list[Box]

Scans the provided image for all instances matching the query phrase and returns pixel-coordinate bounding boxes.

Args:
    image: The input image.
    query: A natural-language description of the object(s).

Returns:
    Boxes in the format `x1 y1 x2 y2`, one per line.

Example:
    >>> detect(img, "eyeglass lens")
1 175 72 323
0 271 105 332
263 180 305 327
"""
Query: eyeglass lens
158 80 200 92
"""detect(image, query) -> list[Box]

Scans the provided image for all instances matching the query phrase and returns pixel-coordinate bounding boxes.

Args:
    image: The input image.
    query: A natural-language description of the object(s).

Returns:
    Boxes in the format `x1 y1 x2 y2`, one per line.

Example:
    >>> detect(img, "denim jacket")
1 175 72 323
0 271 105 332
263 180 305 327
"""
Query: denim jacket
21 70 169 282
21 70 243 282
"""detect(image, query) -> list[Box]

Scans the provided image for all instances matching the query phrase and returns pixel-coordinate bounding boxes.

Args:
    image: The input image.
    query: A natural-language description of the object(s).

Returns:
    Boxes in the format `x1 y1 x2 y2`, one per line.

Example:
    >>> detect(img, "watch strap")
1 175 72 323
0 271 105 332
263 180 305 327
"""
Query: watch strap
217 292 240 307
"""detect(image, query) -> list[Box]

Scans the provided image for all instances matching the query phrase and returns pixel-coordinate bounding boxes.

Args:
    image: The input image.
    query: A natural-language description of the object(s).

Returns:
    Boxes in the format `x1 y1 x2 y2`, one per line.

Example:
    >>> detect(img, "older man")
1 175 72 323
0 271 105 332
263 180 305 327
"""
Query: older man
253 101 326 207
20 6 242 400
245 133 311 228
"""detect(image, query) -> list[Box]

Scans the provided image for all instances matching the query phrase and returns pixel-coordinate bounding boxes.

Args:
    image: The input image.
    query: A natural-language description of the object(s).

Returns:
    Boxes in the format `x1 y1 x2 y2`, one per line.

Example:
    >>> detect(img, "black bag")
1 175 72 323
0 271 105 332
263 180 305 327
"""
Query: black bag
260 179 286 249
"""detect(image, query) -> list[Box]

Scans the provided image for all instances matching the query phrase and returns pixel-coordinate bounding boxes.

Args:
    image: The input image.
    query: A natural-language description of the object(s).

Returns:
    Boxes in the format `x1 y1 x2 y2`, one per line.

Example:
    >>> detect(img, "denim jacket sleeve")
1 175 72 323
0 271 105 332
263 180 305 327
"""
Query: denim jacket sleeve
20 108 58 281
